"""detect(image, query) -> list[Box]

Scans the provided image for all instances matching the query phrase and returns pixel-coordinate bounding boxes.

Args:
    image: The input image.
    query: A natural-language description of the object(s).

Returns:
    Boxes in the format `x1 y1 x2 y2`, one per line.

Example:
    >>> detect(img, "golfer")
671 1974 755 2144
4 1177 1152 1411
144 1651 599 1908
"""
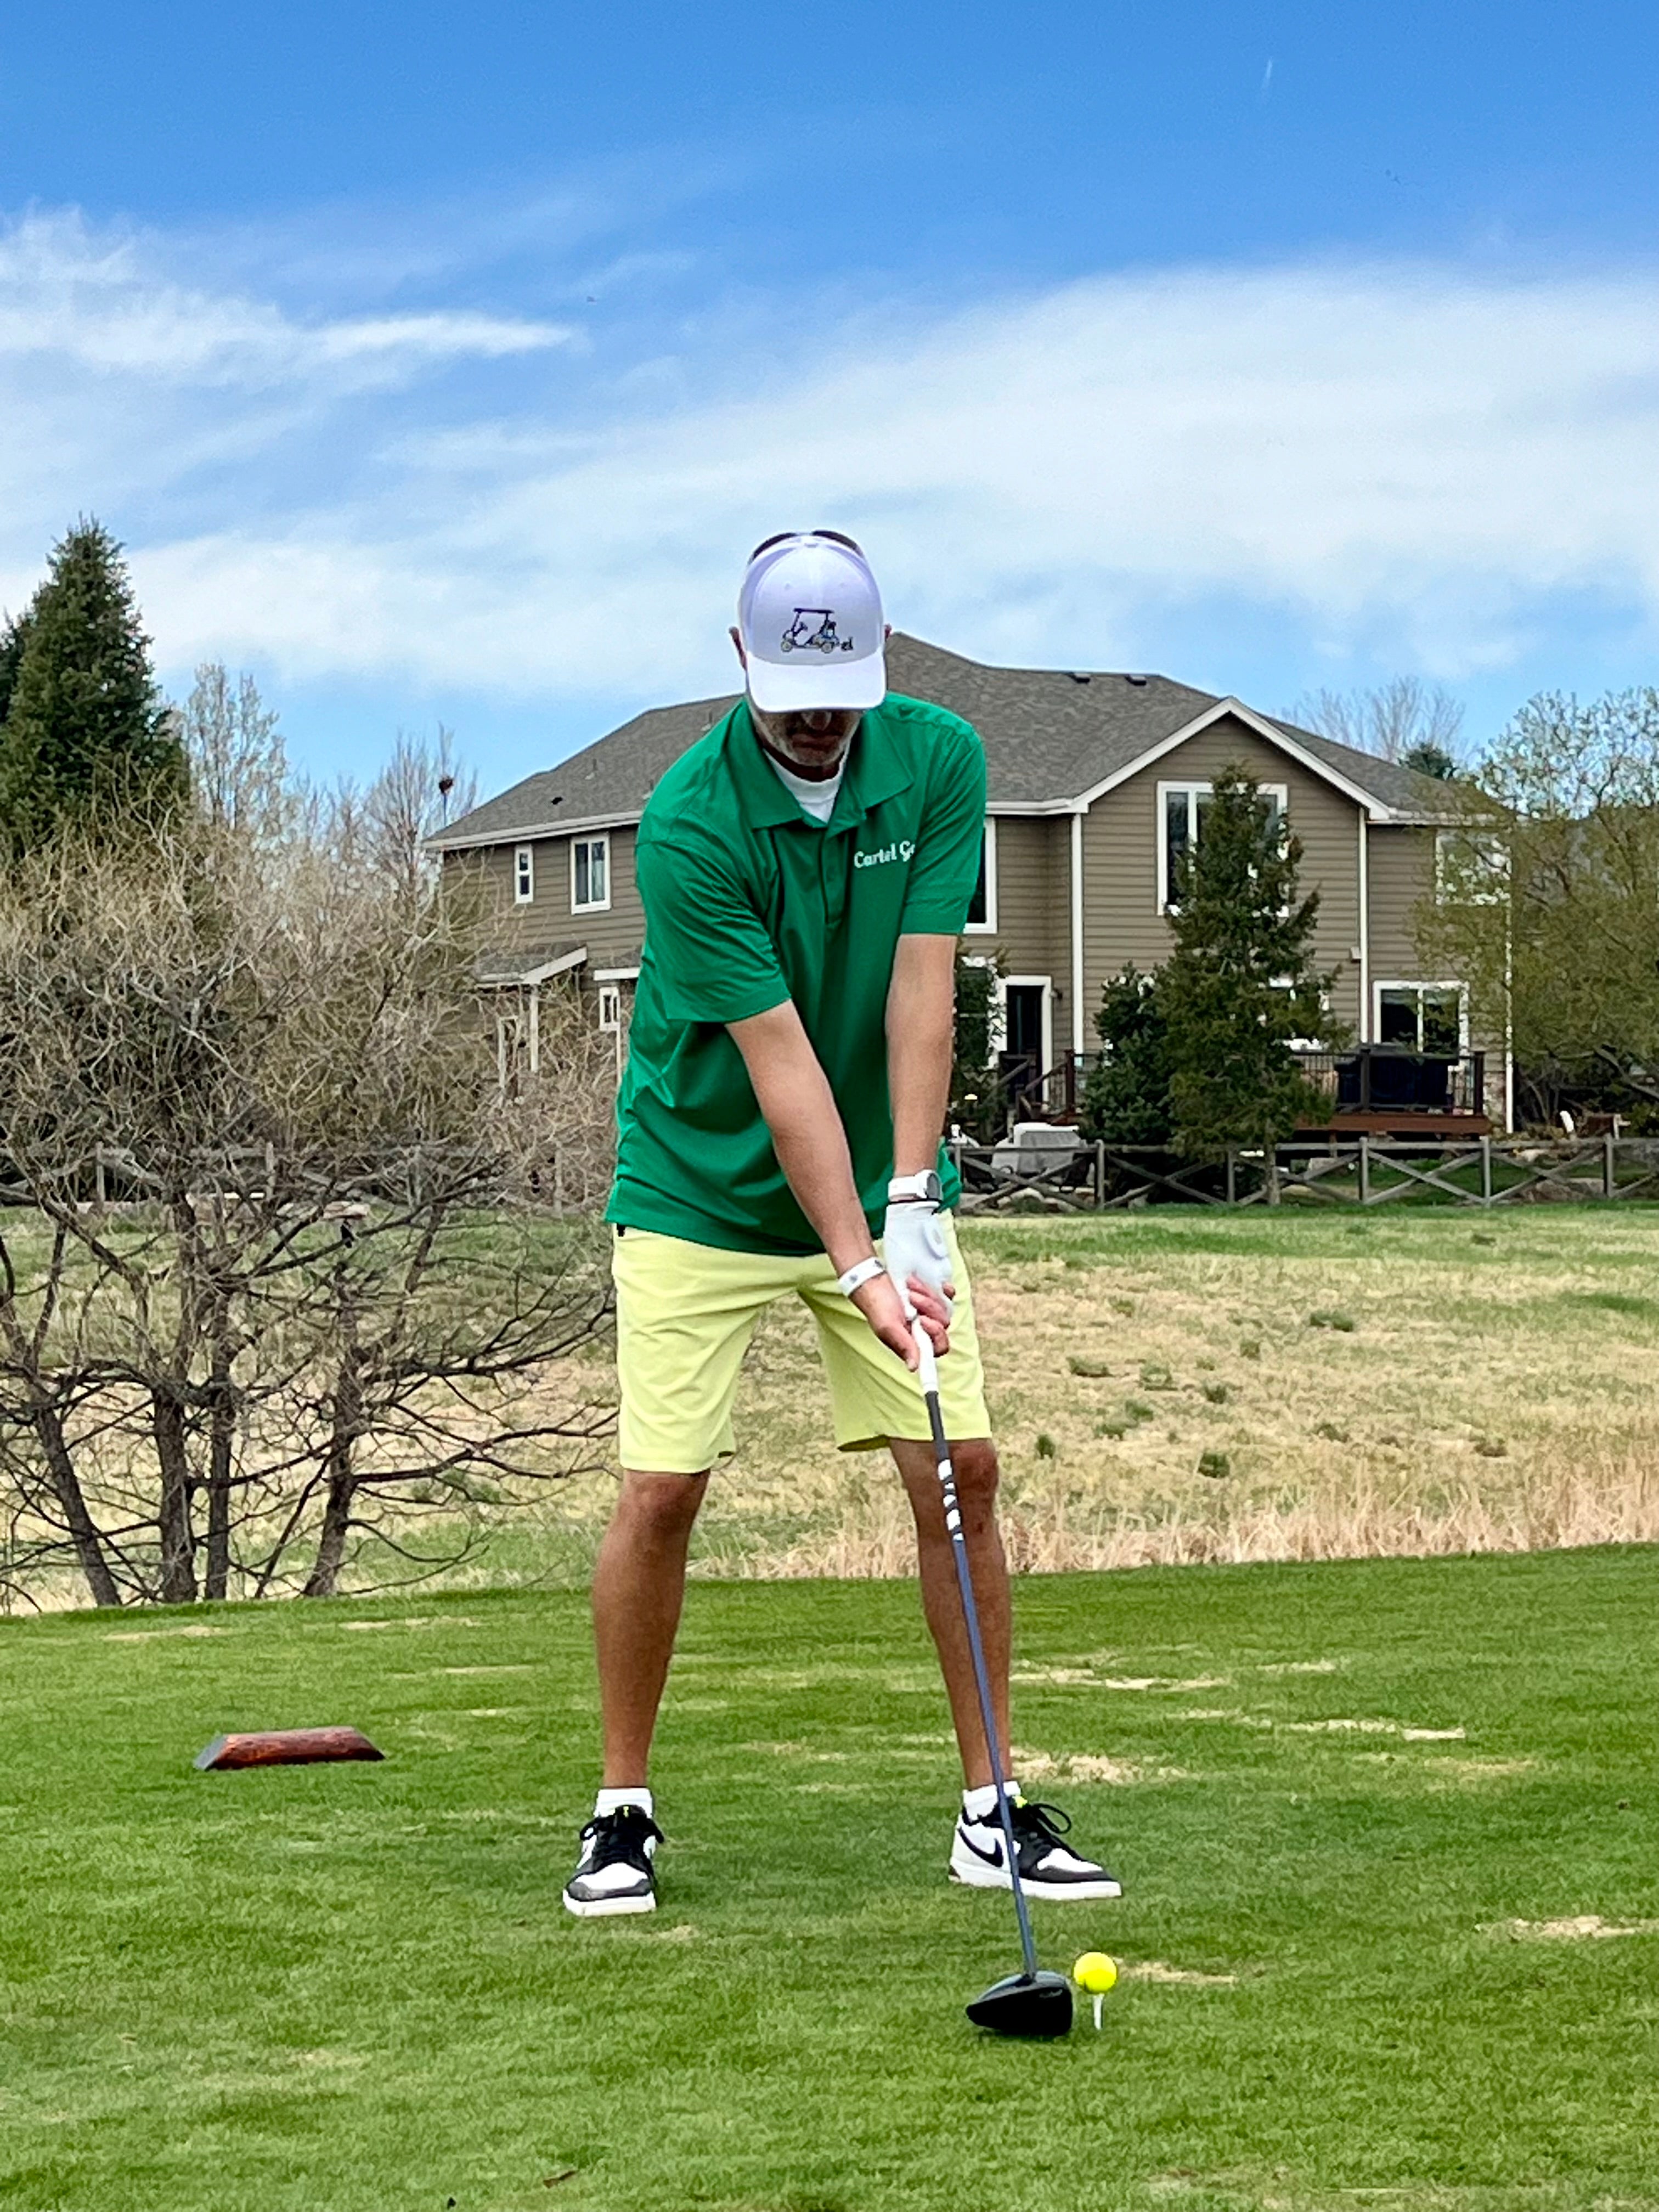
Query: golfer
564 531 1119 1916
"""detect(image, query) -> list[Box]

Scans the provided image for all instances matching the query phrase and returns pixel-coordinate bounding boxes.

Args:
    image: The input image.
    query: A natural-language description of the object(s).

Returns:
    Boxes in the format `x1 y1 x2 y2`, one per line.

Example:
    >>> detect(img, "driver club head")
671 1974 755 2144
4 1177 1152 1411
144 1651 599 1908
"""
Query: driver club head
966 1969 1074 2039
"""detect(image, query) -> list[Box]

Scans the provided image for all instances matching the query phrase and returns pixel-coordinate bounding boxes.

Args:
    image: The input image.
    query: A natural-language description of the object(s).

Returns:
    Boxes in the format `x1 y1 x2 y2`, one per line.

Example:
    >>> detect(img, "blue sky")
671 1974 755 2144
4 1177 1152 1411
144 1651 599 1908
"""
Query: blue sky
2 2 1657 790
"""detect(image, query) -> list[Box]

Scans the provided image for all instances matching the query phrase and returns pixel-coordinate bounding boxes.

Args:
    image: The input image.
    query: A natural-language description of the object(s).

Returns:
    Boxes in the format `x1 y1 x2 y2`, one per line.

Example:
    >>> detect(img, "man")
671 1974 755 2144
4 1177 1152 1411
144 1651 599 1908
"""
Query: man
563 530 1119 1917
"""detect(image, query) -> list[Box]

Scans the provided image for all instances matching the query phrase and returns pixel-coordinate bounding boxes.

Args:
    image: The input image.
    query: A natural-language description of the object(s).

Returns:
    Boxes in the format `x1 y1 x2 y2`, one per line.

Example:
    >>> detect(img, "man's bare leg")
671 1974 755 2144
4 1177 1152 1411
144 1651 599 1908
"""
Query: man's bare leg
592 1469 709 1785
889 1436 1011 1788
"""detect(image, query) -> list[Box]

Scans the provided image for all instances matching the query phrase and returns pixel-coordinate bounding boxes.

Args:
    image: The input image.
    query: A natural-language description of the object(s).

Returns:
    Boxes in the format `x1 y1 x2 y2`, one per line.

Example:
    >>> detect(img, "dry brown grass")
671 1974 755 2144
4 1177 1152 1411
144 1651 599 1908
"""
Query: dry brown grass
665 1209 1659 1576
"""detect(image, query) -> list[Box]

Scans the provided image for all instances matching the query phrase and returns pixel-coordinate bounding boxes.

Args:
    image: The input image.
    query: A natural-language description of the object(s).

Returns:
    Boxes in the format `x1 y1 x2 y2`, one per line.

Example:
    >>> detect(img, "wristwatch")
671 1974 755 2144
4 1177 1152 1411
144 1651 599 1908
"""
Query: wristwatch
887 1170 943 1206
836 1256 886 1299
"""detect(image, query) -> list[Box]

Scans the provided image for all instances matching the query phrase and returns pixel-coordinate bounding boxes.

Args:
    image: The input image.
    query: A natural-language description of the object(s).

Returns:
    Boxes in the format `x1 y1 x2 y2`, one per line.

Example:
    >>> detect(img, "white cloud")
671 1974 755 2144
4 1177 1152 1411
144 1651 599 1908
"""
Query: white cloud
0 209 569 385
3 205 1659 706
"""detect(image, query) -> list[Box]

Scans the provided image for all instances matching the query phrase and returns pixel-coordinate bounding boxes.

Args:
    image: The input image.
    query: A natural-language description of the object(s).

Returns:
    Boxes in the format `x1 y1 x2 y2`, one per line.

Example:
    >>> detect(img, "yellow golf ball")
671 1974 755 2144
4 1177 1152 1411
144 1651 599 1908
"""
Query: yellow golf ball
1073 1951 1118 1995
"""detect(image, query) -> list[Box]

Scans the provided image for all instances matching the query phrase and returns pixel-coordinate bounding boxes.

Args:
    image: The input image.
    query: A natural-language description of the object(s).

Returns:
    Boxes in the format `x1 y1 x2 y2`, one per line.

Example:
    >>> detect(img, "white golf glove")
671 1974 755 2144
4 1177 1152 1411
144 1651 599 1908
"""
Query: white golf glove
883 1199 955 1318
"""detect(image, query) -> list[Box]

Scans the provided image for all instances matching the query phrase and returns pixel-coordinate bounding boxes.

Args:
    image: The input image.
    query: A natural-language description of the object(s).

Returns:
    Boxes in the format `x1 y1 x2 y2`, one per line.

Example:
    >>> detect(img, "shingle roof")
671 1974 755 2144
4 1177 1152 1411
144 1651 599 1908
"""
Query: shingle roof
430 633 1454 847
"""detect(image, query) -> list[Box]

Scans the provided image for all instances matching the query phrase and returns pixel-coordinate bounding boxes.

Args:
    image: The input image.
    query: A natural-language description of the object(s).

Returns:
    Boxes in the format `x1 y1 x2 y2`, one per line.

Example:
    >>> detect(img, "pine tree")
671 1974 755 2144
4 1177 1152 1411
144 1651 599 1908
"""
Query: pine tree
1160 765 1342 1159
950 950 1003 1139
1079 966 1173 1144
0 520 187 850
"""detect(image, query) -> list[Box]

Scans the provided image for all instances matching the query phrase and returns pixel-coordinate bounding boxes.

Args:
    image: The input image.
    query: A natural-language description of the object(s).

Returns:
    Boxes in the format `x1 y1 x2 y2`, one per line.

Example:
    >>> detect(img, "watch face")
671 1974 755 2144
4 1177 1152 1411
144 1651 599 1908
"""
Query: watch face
923 1170 943 1203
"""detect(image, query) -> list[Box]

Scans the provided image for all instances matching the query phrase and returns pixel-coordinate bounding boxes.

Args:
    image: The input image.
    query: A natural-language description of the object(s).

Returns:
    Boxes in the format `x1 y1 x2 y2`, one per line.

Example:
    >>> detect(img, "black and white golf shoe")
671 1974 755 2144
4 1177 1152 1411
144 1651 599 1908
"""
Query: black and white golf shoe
562 1805 663 1918
950 1794 1121 1902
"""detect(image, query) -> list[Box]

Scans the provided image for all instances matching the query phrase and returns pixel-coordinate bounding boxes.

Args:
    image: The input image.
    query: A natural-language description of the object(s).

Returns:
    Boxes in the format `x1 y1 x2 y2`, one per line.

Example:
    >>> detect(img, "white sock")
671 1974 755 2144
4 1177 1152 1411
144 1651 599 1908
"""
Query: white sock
962 1781 1022 1820
595 1786 654 1819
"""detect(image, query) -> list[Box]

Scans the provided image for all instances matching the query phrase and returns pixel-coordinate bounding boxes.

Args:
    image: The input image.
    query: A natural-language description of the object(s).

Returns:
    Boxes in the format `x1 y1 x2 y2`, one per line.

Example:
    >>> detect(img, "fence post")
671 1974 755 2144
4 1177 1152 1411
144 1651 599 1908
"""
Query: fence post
1357 1133 1370 1207
1226 1148 1237 1206
1480 1135 1493 1208
1605 1133 1617 1200
94 1150 106 1211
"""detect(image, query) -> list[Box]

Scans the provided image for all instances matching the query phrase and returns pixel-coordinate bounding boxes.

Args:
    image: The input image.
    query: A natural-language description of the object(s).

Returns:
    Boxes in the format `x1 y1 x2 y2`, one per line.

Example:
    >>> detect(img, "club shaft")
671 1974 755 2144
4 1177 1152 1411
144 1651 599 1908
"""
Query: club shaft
915 1329 1039 1981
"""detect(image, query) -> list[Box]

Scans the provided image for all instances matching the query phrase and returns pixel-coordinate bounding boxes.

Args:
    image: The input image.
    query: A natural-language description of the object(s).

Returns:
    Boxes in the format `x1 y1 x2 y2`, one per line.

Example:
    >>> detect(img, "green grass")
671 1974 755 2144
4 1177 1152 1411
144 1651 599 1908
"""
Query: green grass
1 1548 1654 2211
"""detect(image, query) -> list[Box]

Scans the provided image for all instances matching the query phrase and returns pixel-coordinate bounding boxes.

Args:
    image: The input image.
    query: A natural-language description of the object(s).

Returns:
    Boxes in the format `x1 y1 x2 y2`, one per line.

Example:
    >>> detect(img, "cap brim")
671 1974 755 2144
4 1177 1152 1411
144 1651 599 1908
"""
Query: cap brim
746 649 887 714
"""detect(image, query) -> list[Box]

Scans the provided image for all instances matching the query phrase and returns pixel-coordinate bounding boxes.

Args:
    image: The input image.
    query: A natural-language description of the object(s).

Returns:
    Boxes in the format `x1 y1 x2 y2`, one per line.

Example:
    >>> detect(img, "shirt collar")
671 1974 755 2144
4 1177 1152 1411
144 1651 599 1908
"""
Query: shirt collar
722 699 912 831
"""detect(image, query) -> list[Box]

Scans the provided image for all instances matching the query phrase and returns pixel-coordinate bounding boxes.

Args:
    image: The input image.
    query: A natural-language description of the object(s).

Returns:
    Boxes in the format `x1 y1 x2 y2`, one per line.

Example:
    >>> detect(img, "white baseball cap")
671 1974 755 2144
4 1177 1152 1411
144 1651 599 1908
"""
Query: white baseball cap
737 531 887 713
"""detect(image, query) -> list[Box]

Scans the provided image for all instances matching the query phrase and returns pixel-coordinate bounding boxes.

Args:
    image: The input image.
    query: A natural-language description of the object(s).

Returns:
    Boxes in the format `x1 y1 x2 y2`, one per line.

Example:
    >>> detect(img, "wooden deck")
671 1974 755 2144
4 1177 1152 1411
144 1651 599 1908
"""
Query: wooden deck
1300 1111 1494 1138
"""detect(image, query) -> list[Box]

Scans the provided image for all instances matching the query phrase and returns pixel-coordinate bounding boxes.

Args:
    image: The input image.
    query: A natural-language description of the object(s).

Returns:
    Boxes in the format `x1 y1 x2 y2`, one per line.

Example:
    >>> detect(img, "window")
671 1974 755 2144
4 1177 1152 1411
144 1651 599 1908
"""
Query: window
1156 780 1286 912
572 834 611 913
1376 983 1465 1056
513 845 534 905
964 819 998 933
597 985 622 1032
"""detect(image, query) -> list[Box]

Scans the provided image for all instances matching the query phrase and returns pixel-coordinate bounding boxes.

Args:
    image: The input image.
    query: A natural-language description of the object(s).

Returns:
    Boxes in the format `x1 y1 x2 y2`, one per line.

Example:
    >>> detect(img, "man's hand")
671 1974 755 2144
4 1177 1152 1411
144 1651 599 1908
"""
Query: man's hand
882 1200 955 1313
850 1269 951 1369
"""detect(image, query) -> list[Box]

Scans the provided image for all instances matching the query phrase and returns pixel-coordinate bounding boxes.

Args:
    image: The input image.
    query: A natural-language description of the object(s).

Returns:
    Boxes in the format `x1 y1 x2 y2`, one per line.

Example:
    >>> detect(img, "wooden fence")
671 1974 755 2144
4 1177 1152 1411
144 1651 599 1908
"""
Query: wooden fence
950 1135 1659 1212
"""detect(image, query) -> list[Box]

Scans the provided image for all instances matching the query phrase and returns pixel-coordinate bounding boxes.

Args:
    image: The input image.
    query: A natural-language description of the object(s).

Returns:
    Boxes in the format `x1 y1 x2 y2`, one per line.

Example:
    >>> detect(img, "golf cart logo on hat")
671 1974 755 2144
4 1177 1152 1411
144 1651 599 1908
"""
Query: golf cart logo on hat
781 607 857 656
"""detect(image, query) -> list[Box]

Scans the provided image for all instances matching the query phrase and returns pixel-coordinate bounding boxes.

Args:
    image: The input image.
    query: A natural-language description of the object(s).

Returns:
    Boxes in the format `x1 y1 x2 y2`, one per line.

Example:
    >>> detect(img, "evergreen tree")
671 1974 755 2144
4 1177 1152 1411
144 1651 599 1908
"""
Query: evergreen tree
1160 764 1341 1158
950 949 1003 1140
0 521 186 850
0 610 32 730
1402 739 1457 781
1079 965 1173 1144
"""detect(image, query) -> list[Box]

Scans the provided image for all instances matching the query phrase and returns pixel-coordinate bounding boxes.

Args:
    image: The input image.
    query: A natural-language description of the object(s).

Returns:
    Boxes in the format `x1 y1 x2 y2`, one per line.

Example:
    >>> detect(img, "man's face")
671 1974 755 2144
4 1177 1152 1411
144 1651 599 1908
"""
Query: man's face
747 701 863 774
729 622 875 775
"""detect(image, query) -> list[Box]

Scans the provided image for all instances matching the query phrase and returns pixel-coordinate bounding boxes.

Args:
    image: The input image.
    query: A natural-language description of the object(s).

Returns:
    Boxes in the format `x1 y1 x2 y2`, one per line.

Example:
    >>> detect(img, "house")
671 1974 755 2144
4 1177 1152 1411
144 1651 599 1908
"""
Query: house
429 634 1496 1130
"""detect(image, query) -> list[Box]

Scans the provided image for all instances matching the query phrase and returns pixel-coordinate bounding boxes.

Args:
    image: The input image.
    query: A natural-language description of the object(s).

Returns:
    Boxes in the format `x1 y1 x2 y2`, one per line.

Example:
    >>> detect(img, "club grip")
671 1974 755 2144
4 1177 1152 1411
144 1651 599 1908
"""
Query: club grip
912 1317 940 1396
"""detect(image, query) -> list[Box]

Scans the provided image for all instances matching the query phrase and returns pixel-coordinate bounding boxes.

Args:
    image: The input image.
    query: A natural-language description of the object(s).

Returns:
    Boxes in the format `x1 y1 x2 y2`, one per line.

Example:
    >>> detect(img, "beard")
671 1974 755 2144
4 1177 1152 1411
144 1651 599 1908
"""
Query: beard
748 704 862 778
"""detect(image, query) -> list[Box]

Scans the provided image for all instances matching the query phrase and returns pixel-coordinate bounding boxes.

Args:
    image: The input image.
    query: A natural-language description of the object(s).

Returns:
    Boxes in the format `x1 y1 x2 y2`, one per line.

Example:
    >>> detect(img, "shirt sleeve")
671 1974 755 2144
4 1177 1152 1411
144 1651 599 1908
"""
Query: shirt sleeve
636 831 792 1025
900 719 990 933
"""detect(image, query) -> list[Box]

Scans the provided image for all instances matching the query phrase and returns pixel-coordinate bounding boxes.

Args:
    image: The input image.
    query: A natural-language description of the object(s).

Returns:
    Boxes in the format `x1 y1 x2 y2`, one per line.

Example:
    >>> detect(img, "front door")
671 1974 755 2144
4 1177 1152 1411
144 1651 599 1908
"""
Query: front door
999 981 1049 1107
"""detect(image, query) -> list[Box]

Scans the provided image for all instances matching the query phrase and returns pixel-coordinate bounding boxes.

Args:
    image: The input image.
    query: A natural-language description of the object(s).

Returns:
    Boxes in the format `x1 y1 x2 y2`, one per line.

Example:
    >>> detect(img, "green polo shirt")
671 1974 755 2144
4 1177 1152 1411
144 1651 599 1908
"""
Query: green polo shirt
607 693 986 1256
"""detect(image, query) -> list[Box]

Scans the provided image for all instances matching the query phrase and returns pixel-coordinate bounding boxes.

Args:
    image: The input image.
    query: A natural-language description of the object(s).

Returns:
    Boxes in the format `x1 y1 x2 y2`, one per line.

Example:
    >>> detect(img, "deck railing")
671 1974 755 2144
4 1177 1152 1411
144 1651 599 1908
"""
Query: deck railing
1291 1046 1488 1120
985 1046 1490 1135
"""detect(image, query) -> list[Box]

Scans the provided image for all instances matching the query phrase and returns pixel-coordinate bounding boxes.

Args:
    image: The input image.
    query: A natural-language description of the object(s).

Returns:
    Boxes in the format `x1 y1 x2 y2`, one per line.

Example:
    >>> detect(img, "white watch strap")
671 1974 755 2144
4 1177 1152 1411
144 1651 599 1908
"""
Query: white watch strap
836 1256 885 1299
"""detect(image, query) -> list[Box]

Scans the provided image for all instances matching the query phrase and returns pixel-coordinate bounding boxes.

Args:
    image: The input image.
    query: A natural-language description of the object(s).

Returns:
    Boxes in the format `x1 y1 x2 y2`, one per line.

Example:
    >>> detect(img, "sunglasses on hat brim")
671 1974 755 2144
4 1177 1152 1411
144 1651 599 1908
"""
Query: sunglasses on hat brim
746 528 866 563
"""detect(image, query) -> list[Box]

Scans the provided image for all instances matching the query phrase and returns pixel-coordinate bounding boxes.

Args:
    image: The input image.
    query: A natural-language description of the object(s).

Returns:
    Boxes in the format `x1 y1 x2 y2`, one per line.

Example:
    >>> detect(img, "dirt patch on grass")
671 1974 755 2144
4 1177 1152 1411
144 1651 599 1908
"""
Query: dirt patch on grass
1122 1960 1239 1986
1012 1747 1189 1785
1485 1915 1659 1941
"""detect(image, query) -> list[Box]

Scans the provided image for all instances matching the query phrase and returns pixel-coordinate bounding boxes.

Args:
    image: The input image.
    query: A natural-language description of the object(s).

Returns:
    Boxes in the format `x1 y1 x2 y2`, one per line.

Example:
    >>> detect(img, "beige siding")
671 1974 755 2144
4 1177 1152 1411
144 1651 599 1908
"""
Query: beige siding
1079 716 1364 1037
1367 825 1437 985
446 827 646 969
978 815 1071 1001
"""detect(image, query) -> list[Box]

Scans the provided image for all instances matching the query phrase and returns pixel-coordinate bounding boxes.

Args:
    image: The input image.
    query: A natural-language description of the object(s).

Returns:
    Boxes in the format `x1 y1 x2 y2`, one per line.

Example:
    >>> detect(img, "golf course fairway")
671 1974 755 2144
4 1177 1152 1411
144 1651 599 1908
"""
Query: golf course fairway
1 1547 1651 2211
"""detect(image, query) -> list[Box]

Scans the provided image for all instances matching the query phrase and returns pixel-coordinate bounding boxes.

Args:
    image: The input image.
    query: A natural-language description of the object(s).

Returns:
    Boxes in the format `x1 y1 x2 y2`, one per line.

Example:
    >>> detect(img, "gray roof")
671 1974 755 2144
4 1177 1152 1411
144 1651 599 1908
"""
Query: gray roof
431 633 1454 848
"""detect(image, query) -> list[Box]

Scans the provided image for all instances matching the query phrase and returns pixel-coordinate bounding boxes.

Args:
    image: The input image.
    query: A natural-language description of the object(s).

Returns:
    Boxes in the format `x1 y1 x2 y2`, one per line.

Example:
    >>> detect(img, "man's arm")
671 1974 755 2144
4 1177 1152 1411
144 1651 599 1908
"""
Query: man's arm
727 1001 947 1369
887 933 957 1178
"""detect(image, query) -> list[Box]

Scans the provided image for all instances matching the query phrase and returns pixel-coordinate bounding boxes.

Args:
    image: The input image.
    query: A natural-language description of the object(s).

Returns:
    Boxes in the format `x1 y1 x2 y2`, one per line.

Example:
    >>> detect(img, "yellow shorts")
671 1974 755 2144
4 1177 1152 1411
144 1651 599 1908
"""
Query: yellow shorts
612 1215 991 1473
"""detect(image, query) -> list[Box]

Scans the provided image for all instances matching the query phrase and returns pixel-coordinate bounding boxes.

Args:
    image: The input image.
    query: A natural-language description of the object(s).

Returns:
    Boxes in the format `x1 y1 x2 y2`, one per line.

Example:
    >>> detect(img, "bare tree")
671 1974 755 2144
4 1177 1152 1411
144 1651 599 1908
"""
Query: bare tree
362 725 478 904
178 663 292 844
0 817 611 1610
1288 678 1464 774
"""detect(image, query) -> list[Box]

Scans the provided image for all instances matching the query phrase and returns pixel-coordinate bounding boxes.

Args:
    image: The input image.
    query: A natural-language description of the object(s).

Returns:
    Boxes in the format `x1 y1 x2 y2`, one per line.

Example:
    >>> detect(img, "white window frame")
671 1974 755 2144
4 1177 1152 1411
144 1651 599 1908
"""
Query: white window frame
1373 980 1468 1054
1156 779 1287 914
995 973 1054 1074
963 817 998 935
597 985 622 1033
571 833 611 915
513 844 534 905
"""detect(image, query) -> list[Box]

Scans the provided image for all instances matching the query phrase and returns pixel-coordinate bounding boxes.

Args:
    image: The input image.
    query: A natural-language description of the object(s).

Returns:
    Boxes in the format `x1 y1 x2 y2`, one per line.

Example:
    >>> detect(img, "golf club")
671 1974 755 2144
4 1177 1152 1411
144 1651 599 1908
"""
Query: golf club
913 1318 1073 2039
